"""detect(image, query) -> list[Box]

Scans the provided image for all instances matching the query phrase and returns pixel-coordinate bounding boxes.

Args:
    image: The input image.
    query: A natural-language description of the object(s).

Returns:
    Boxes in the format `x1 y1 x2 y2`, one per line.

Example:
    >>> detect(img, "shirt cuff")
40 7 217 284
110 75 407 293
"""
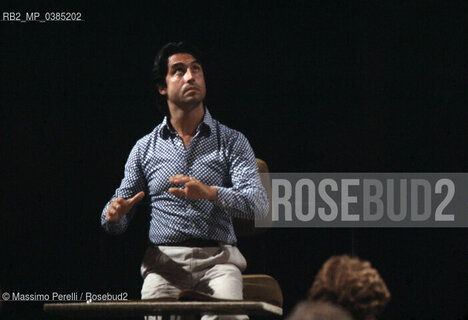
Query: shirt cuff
102 214 129 234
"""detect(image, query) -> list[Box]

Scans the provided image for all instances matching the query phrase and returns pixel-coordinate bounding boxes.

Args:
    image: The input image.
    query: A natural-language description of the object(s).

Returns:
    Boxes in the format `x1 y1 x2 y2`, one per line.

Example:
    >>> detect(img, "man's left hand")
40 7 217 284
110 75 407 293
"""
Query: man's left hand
169 175 218 201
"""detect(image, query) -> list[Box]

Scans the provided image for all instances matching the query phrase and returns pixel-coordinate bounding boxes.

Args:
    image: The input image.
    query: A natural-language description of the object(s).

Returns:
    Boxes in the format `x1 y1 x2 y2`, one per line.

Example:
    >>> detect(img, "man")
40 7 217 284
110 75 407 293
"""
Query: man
101 42 268 318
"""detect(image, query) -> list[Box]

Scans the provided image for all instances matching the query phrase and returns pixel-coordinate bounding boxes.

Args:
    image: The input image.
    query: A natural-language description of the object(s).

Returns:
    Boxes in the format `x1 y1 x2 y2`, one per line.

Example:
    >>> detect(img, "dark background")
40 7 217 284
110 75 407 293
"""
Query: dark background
1 1 467 319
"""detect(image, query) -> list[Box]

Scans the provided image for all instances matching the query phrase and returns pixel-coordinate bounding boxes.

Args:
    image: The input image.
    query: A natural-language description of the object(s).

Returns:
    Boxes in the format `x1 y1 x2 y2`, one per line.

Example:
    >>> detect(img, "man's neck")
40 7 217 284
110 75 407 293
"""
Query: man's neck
168 103 205 137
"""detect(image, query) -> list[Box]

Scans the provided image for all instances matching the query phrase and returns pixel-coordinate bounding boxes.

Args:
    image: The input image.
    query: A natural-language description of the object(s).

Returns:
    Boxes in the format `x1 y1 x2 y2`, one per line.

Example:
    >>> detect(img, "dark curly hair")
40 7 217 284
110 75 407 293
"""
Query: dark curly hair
152 41 204 115
308 255 391 320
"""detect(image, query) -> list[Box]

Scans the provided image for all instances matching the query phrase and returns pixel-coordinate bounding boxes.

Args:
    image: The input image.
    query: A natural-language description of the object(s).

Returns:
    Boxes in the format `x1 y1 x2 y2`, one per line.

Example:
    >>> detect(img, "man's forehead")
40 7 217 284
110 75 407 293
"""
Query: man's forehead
168 53 198 66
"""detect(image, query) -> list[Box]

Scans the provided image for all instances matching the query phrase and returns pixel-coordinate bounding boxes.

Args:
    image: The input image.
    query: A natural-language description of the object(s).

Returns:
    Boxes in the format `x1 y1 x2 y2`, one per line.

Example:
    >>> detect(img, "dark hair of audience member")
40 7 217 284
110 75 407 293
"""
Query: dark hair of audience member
308 255 390 320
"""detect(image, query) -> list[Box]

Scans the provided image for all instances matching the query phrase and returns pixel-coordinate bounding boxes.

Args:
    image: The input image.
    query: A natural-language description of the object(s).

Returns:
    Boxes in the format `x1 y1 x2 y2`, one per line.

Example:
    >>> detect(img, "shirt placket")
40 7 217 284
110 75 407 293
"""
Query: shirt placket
173 133 198 231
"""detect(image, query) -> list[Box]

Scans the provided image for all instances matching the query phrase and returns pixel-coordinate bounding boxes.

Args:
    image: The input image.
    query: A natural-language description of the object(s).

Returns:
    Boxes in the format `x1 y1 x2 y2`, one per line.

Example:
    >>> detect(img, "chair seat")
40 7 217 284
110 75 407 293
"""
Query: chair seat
243 274 283 307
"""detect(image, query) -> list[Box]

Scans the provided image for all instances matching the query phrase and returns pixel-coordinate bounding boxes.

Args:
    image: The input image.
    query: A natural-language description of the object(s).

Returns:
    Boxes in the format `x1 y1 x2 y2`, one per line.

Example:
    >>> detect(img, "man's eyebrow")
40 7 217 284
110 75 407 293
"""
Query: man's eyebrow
169 62 186 69
169 60 201 69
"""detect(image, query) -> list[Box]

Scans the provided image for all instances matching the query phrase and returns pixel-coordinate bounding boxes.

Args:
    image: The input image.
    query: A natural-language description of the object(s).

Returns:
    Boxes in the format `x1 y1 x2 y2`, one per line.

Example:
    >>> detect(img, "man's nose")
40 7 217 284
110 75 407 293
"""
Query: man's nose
184 68 195 82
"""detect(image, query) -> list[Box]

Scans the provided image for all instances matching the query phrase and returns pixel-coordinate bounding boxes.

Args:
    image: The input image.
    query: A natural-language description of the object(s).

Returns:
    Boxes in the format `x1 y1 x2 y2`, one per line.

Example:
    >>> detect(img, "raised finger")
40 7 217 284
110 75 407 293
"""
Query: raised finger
169 174 186 180
128 191 145 206
169 187 187 197
169 175 191 184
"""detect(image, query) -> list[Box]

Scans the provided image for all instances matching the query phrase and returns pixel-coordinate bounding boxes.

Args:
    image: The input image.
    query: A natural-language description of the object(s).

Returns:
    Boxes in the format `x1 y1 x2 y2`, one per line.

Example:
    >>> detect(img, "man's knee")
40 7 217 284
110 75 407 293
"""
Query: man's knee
198 264 243 299
141 273 181 299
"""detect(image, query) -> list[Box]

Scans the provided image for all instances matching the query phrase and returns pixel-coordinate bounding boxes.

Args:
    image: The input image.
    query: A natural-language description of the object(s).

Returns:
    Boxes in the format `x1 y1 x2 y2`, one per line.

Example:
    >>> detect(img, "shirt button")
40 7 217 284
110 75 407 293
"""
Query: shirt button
192 223 196 228
188 204 192 208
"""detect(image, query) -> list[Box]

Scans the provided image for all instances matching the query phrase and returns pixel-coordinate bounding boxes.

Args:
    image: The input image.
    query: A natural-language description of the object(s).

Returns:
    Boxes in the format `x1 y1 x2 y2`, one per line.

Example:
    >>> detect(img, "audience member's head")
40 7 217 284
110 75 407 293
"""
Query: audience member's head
308 255 390 320
286 301 353 320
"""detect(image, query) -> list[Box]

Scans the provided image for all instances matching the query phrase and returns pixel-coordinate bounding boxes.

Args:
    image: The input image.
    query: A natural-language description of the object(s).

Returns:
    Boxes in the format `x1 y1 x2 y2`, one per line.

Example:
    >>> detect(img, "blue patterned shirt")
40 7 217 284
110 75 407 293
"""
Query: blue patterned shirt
101 108 268 245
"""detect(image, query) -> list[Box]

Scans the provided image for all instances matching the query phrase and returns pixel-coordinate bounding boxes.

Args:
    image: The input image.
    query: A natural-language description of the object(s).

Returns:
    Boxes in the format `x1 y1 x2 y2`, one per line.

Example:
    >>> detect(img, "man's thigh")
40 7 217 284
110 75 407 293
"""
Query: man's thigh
197 263 248 320
196 263 243 299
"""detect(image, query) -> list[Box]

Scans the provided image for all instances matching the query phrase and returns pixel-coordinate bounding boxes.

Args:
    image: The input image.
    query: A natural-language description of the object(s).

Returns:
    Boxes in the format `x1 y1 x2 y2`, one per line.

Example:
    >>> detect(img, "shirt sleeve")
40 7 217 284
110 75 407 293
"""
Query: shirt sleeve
215 132 269 219
101 141 147 234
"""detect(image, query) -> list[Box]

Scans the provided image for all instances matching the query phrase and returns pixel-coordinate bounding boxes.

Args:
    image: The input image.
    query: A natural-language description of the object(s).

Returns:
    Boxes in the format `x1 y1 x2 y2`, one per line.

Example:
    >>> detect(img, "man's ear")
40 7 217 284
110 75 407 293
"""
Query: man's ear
158 85 167 96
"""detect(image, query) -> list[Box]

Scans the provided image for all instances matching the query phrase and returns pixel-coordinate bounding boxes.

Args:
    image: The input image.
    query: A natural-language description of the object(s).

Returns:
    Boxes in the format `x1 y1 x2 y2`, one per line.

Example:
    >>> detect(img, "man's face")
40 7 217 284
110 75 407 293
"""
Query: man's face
159 53 206 109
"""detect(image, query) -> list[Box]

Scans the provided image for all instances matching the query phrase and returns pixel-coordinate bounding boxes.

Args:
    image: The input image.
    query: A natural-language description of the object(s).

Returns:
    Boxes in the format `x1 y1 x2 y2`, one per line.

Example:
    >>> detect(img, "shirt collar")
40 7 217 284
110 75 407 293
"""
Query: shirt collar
159 107 214 139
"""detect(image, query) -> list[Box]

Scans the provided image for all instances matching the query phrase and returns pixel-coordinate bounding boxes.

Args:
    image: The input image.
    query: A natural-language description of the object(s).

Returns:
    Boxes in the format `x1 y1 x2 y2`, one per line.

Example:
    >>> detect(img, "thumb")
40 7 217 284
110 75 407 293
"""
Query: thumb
127 191 145 206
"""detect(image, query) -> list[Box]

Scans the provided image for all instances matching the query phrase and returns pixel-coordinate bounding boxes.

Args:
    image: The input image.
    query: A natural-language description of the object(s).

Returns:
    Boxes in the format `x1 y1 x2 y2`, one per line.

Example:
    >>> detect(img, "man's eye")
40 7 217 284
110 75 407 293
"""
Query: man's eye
175 68 184 73
192 66 200 72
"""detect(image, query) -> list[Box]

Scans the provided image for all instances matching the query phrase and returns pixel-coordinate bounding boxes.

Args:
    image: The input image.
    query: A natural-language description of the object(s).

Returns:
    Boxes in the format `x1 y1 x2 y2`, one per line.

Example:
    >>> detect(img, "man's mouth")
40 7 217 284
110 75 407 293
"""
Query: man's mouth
184 86 199 93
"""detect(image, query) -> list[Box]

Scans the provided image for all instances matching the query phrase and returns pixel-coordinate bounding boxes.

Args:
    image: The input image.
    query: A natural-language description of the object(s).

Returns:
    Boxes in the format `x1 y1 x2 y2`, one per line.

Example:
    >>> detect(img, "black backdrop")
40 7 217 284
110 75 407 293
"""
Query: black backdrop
1 1 467 319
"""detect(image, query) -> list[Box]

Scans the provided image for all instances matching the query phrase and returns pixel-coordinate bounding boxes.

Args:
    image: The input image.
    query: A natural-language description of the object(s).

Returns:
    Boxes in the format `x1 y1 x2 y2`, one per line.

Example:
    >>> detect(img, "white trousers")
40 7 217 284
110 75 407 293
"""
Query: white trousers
141 244 248 320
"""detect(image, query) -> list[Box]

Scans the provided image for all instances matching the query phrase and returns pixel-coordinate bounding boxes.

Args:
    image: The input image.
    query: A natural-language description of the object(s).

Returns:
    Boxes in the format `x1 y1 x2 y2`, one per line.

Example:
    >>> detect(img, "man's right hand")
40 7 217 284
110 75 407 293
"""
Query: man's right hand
105 191 145 222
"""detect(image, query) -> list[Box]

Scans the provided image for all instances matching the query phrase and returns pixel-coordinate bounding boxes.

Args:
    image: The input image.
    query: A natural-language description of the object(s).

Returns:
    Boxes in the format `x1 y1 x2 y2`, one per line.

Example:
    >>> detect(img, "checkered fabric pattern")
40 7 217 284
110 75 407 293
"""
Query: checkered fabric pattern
101 108 268 245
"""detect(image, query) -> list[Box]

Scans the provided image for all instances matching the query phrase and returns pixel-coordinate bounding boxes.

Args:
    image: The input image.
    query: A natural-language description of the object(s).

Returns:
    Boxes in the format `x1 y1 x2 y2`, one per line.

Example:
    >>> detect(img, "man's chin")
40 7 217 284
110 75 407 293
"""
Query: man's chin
183 94 205 103
177 99 205 110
